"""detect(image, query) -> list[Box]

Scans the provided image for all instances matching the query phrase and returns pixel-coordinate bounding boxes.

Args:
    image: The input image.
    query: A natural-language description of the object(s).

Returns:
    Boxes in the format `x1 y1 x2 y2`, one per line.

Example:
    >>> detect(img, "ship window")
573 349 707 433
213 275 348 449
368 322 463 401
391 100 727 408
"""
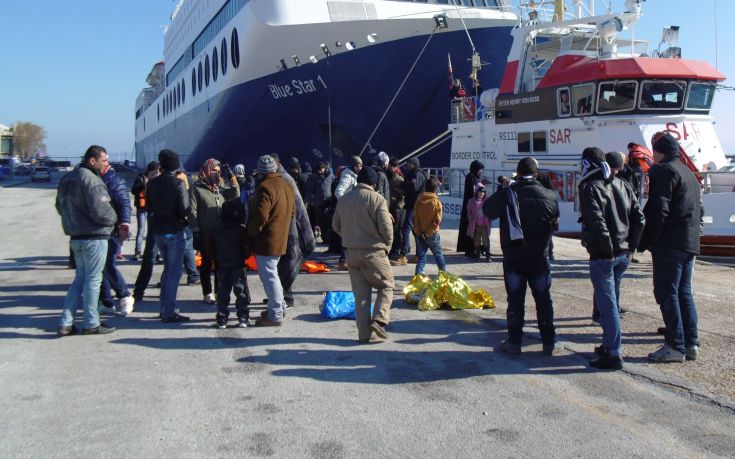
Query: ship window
597 80 637 114
572 83 595 116
517 132 531 153
221 37 228 75
686 82 716 111
231 28 240 69
157 103 160 121
192 69 196 96
181 79 185 104
639 80 686 110
205 55 211 87
212 47 219 82
557 88 571 117
198 62 203 92
533 131 547 153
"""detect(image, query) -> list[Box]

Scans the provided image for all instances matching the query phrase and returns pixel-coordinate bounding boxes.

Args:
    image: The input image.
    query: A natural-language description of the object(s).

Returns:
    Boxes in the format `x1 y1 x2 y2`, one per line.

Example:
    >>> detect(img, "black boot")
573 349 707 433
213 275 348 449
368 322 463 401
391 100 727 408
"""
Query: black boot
474 249 481 260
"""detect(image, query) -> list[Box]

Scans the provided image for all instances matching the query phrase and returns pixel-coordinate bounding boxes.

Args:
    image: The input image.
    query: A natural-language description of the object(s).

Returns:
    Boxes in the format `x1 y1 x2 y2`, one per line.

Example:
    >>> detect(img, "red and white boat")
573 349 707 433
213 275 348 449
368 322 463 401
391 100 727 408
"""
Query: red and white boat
441 0 735 255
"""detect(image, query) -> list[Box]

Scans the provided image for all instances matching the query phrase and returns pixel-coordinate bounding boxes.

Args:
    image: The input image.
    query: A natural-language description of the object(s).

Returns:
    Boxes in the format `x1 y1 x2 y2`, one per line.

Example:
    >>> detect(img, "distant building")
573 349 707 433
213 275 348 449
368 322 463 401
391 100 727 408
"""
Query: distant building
0 124 13 155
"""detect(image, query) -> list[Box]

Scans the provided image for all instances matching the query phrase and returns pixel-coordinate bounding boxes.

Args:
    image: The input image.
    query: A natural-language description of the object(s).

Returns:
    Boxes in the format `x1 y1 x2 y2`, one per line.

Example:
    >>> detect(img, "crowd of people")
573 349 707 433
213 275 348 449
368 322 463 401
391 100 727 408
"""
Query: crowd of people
55 131 701 371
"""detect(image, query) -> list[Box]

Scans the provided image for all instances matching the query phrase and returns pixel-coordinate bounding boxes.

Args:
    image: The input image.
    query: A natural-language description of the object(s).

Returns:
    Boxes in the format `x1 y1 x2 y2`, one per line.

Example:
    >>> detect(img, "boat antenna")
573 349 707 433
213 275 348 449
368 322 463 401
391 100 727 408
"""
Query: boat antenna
358 23 440 157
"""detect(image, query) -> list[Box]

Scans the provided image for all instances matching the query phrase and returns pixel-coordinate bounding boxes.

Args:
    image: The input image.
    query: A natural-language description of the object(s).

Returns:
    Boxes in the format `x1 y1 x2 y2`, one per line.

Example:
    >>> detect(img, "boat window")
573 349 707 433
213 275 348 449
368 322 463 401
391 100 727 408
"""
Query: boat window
597 80 637 114
181 79 186 104
686 82 716 111
231 28 241 69
198 62 203 92
533 131 547 153
518 132 531 153
174 85 178 109
157 103 160 121
557 88 571 117
205 55 211 87
212 47 219 82
192 69 196 96
572 83 595 116
221 37 228 76
639 80 686 110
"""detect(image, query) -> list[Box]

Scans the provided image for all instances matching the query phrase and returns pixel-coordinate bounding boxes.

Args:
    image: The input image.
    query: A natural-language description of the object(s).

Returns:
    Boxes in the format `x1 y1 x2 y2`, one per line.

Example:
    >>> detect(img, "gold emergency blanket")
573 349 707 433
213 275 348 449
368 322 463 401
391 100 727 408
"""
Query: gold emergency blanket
403 272 495 311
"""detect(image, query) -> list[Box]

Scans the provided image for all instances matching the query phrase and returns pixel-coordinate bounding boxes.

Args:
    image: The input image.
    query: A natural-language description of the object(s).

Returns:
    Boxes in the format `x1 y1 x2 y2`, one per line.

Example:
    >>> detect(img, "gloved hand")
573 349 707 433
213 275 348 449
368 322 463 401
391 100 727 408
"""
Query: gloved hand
221 164 233 182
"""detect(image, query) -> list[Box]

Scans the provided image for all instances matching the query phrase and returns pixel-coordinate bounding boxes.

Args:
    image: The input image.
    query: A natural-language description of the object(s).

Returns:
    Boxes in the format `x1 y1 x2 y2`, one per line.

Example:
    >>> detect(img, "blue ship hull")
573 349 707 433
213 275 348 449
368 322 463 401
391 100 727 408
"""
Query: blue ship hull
135 27 513 171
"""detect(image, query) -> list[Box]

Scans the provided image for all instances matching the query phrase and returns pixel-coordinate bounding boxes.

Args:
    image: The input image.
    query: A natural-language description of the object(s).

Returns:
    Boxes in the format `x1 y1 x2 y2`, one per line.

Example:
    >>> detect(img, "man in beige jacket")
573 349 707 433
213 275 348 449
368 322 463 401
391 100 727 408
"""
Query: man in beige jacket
332 166 394 343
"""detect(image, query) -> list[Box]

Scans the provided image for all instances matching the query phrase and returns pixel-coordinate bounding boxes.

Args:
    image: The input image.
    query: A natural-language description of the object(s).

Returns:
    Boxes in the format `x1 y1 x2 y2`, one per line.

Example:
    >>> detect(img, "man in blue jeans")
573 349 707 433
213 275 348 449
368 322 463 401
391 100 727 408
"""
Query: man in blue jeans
639 132 702 362
399 157 427 263
145 149 191 323
578 147 645 370
56 145 118 335
412 177 447 275
483 158 561 356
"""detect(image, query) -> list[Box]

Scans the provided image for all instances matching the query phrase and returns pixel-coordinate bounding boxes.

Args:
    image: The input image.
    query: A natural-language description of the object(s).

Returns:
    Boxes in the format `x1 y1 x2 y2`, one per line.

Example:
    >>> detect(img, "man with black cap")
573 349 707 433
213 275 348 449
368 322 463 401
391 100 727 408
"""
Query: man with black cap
332 166 394 343
146 149 191 323
400 157 427 263
334 156 363 270
482 157 561 356
578 147 644 370
639 132 702 363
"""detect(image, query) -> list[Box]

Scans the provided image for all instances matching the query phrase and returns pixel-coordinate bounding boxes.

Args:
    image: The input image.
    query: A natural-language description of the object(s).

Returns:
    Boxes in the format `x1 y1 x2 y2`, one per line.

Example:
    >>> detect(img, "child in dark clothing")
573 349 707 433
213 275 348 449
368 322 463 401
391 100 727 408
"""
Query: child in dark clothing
210 199 251 328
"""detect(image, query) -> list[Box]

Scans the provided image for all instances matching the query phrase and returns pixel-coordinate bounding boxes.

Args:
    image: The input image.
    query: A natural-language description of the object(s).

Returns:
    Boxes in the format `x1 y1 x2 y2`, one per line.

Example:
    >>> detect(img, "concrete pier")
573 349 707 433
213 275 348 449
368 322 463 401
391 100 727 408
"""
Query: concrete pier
1 177 733 457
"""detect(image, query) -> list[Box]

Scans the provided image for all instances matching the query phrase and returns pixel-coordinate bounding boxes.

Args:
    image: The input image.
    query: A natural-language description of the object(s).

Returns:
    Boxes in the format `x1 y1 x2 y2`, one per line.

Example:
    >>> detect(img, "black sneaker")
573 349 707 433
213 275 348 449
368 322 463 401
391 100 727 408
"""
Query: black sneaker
161 313 190 323
589 353 623 370
82 322 116 335
618 308 630 317
58 324 78 337
215 314 228 329
593 345 606 356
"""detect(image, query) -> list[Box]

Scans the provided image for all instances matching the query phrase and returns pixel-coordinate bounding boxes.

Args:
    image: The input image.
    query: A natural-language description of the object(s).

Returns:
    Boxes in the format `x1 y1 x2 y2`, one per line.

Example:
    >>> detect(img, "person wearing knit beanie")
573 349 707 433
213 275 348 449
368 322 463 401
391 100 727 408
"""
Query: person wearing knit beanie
158 149 180 172
257 155 278 174
651 132 680 160
357 165 378 188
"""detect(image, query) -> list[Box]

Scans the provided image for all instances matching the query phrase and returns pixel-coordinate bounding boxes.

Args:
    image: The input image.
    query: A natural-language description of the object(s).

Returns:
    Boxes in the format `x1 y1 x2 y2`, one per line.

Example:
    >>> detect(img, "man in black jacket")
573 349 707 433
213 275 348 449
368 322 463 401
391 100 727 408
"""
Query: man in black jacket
578 147 645 370
400 157 427 262
483 158 561 356
639 132 702 363
146 149 191 323
130 161 159 260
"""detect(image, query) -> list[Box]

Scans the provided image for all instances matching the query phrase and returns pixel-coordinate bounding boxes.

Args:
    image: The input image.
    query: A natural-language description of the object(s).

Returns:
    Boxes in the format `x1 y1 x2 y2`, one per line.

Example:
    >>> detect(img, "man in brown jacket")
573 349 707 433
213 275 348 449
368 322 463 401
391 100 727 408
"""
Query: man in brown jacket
246 155 295 326
412 177 447 275
332 166 394 342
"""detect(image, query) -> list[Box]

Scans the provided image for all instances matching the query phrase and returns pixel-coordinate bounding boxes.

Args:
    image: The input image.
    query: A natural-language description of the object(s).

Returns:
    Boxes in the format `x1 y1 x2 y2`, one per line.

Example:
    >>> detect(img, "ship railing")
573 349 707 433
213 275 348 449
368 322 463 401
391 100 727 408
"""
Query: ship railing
422 167 452 195
701 171 735 194
450 97 485 123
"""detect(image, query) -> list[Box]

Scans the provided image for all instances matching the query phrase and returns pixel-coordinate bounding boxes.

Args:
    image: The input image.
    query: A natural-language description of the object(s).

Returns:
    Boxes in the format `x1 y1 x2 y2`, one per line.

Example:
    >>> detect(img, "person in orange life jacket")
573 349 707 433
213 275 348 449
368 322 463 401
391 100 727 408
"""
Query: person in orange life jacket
466 184 490 262
450 78 466 99
130 161 160 260
627 142 653 197
412 177 447 275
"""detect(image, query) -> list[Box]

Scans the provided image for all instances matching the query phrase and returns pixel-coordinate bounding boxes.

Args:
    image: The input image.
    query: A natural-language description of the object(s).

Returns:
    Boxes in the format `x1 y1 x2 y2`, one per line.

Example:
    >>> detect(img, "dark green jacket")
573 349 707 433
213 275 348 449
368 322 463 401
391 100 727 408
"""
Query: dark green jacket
190 180 239 240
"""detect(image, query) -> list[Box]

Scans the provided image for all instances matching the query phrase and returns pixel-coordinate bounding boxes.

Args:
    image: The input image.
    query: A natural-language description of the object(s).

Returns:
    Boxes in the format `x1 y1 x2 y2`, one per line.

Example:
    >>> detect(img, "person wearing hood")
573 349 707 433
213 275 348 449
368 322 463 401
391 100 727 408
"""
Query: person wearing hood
304 161 334 243
260 154 316 311
412 177 447 275
332 166 394 343
286 157 306 197
466 183 490 262
191 158 240 304
300 161 312 197
578 147 644 370
399 157 427 263
639 132 702 363
457 160 484 256
372 151 391 203
56 145 118 335
99 163 135 316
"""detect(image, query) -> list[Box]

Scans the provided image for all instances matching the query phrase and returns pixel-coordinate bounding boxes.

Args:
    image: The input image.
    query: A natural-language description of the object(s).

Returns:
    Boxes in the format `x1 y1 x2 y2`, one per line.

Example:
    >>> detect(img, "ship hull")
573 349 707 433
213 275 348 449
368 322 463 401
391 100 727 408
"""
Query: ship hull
135 26 513 170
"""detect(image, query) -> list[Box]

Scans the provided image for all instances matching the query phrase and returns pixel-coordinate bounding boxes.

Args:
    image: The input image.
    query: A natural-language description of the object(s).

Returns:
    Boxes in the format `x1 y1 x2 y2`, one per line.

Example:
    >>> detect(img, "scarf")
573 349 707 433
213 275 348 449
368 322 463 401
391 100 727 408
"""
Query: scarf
579 157 611 184
199 158 221 190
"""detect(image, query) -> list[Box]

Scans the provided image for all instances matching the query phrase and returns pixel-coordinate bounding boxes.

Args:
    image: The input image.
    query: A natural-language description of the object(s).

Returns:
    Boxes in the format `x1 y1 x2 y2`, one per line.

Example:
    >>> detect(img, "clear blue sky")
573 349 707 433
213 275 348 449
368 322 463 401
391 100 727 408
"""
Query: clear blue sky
0 0 732 162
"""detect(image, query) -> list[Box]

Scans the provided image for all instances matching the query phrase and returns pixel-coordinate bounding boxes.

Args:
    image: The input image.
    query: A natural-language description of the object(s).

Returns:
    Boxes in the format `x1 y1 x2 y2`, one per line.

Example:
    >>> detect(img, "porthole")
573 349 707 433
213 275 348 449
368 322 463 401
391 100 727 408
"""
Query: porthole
181 79 186 104
204 55 210 87
157 103 160 121
231 28 240 69
221 37 227 75
212 47 219 82
176 83 181 108
198 62 203 92
191 69 196 96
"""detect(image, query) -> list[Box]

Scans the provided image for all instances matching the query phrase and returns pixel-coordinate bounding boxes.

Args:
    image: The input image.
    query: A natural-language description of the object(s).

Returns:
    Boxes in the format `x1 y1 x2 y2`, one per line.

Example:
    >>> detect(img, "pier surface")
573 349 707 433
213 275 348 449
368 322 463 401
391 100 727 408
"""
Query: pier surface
1 177 734 458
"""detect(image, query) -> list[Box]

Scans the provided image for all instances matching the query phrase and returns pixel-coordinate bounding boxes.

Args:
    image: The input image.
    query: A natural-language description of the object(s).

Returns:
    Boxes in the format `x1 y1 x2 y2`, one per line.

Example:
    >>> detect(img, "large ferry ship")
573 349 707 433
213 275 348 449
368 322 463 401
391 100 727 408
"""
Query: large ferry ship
441 0 735 254
134 0 518 170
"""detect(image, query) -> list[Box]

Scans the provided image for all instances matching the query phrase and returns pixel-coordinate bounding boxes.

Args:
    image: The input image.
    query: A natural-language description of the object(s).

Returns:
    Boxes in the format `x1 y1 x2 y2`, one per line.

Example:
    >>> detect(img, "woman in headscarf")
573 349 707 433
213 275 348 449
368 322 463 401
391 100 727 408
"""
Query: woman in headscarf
457 160 484 256
191 158 240 304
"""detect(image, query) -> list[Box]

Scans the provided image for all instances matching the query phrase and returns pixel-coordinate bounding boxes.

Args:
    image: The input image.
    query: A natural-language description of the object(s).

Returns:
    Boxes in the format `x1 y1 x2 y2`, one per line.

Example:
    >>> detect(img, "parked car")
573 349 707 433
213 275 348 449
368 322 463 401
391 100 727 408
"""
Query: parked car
30 166 51 182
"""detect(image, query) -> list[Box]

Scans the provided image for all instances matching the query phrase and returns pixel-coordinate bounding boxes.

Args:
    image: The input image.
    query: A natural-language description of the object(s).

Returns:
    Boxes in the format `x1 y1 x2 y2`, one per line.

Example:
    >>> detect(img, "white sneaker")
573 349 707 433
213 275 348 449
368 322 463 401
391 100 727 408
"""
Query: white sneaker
204 293 216 304
648 344 685 362
119 295 135 317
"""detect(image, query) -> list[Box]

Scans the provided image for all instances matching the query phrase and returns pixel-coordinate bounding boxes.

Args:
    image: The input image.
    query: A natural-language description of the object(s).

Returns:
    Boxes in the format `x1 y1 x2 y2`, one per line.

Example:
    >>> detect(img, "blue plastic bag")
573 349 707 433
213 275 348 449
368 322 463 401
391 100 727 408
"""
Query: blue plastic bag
321 291 357 320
